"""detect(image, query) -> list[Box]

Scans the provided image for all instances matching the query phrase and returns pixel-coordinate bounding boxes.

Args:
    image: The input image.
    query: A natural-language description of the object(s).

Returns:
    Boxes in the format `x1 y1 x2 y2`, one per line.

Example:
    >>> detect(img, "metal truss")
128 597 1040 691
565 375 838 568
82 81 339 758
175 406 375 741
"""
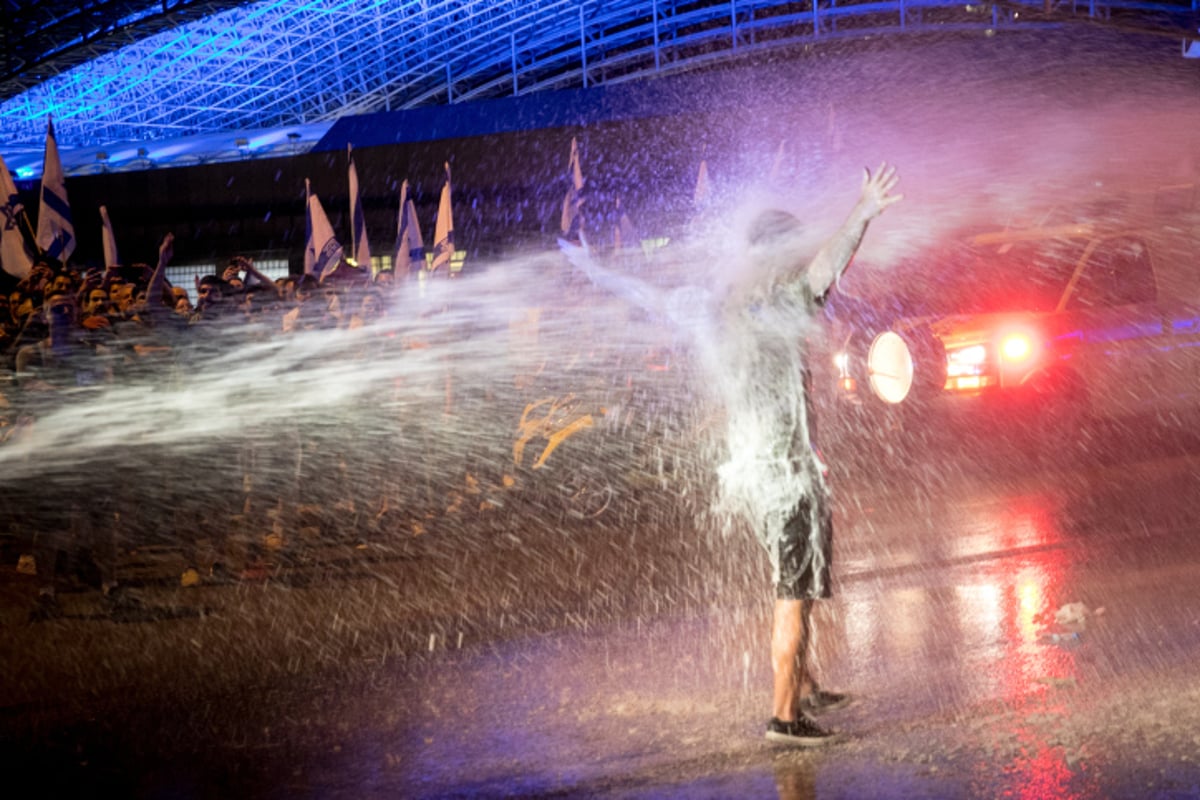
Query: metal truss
1 0 1196 166
0 2 249 99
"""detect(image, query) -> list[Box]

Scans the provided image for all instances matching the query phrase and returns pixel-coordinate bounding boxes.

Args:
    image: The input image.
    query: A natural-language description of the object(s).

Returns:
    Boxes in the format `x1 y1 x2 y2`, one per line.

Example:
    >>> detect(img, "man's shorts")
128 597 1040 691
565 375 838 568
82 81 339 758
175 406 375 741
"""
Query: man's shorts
772 492 833 601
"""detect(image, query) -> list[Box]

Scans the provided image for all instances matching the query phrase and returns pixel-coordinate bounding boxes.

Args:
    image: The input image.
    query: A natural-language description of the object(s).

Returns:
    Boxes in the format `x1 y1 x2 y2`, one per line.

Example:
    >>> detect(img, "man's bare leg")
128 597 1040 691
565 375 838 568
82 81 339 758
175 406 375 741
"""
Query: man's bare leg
771 597 814 720
765 596 835 744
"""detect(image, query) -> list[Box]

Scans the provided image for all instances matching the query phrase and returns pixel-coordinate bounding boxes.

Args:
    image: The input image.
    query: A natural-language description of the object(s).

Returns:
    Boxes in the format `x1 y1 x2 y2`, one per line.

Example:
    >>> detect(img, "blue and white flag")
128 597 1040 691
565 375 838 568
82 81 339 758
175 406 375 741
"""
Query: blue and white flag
304 181 344 281
36 118 74 263
99 205 119 268
560 137 585 240
430 163 454 273
0 154 34 279
393 179 424 276
348 145 371 271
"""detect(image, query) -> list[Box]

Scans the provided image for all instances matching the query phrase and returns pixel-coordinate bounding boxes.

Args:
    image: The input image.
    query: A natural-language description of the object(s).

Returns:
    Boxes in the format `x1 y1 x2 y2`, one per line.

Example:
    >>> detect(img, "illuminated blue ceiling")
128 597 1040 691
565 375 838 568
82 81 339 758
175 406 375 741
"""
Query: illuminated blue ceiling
0 0 1195 177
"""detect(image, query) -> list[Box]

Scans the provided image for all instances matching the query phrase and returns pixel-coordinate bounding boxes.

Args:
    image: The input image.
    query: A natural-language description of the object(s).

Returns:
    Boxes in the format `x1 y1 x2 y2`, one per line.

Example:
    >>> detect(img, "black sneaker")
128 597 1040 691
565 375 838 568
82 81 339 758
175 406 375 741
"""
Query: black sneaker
800 689 853 715
765 714 838 746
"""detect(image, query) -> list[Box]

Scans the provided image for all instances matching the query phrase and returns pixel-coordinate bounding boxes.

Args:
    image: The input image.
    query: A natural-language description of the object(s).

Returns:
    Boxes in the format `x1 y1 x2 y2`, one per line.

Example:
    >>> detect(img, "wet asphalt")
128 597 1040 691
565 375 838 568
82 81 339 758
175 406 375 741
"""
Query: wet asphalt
4 423 1200 799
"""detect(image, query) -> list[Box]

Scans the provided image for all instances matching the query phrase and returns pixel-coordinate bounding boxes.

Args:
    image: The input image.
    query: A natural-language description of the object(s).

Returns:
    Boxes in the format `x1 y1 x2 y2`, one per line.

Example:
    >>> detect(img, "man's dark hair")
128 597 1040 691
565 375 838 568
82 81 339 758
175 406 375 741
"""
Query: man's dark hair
196 275 229 308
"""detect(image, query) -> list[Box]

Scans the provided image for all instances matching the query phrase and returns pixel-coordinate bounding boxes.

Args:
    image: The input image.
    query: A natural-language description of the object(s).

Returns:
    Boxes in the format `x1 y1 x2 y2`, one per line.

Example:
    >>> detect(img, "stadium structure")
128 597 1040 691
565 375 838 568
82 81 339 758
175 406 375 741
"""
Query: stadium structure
2 0 1197 176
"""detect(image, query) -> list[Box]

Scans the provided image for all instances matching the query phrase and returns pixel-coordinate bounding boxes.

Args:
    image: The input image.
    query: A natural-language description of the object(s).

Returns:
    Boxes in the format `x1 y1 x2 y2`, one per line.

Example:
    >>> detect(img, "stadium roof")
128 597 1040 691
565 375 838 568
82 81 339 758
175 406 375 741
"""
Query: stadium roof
1 0 1196 178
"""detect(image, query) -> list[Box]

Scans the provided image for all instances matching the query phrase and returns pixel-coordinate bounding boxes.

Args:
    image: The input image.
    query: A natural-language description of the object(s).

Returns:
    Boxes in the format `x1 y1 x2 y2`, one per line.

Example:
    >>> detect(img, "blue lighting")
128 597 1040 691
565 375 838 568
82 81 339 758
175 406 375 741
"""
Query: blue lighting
0 0 1189 177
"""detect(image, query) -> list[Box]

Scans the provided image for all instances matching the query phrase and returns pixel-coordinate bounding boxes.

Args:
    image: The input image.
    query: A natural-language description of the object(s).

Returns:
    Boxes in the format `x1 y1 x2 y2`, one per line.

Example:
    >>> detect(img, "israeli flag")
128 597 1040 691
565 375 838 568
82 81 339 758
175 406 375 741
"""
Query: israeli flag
393 179 424 276
35 118 75 263
430 163 454 273
348 145 371 272
0 154 34 278
304 183 343 281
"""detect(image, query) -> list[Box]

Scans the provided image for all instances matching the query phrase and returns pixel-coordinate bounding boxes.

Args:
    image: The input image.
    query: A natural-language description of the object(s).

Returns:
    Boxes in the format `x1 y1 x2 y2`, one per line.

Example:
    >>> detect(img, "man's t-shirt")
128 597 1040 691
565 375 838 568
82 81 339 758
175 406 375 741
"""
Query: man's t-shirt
711 271 828 542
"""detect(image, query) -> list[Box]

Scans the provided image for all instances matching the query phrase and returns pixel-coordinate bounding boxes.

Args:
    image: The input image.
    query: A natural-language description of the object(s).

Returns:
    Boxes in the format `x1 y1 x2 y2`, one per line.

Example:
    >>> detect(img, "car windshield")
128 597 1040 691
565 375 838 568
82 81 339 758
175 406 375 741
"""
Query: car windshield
836 236 1088 319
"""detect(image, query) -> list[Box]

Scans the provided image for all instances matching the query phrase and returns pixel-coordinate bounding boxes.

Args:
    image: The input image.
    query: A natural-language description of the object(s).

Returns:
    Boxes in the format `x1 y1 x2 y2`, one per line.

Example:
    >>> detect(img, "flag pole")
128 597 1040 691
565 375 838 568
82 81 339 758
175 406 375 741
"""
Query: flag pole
19 208 40 260
7 158 43 259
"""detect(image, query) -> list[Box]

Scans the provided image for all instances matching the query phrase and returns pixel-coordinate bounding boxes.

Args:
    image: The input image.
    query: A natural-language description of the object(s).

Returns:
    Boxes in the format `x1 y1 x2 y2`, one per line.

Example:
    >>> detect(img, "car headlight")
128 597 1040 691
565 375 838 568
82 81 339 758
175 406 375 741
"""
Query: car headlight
867 331 915 404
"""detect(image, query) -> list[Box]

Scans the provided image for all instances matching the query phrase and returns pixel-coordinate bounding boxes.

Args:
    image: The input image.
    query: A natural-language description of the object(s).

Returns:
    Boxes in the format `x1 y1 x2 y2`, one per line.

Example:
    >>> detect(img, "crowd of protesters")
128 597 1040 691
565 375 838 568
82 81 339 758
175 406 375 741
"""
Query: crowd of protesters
2 228 679 624
1 235 406 621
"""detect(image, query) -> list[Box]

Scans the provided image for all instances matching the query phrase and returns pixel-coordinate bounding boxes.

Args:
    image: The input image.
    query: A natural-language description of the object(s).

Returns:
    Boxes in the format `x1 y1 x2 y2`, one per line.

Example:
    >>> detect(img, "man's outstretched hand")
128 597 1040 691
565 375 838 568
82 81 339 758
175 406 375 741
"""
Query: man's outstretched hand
858 163 903 220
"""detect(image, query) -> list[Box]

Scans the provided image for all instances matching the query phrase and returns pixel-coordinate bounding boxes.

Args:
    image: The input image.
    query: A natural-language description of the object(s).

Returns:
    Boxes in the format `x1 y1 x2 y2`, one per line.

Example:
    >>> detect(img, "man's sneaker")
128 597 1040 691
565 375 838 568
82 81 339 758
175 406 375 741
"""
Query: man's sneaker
765 714 838 746
800 689 853 715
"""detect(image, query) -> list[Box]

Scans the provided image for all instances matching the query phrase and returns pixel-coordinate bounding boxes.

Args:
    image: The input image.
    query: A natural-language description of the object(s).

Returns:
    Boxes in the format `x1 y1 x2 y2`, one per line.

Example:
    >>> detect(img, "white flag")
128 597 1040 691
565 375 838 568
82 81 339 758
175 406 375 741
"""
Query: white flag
560 137 585 238
99 205 119 268
35 118 74 263
0 155 34 279
393 179 424 276
348 145 371 271
430 163 454 273
304 181 344 281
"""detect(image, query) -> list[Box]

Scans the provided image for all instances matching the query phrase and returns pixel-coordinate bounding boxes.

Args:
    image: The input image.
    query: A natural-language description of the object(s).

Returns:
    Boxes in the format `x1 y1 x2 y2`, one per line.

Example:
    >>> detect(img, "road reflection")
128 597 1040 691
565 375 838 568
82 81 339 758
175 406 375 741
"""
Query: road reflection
830 478 1110 798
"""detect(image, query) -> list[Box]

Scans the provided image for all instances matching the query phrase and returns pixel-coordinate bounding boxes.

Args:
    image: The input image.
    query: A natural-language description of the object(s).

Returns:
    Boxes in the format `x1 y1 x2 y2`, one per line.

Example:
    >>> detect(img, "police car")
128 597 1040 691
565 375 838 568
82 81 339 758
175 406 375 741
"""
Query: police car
825 191 1200 456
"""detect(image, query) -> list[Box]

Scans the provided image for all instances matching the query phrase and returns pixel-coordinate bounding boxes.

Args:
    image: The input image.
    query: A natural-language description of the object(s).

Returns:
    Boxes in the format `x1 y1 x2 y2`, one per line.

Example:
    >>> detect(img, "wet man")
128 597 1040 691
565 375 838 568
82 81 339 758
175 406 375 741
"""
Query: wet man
563 163 902 746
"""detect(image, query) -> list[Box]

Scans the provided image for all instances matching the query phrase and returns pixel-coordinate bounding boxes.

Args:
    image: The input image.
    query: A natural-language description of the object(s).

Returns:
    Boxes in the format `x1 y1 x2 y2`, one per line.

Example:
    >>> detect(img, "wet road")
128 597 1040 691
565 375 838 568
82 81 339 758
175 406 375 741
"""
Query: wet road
4 425 1200 798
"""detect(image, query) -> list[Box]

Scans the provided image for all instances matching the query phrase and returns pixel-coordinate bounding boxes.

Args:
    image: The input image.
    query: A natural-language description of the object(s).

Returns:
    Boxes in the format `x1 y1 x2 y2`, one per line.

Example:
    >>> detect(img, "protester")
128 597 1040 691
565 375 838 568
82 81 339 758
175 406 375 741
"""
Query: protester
347 287 386 330
79 284 112 329
281 274 322 333
191 274 230 322
564 164 903 747
170 287 192 317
